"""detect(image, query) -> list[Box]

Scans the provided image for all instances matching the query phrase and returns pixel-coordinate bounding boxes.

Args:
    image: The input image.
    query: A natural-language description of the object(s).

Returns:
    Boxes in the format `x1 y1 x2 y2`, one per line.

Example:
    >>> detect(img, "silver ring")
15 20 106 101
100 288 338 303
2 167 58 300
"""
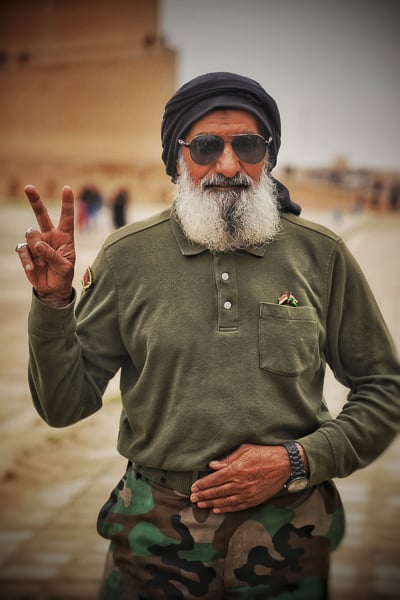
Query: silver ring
15 242 28 252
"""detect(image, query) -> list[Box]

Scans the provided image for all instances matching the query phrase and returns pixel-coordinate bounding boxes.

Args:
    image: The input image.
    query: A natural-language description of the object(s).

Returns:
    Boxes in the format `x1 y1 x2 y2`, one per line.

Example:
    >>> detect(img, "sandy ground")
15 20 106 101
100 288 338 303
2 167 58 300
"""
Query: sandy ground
0 199 399 599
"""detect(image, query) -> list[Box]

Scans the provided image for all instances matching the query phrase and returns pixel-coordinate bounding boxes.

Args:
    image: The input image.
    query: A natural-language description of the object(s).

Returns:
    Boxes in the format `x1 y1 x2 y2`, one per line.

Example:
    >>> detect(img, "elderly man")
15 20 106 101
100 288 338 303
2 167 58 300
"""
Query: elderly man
16 72 400 599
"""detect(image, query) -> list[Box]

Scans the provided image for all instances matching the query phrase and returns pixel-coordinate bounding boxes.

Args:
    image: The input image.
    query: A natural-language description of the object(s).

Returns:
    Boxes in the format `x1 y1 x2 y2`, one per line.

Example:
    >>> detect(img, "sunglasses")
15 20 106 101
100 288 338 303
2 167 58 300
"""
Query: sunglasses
178 133 272 165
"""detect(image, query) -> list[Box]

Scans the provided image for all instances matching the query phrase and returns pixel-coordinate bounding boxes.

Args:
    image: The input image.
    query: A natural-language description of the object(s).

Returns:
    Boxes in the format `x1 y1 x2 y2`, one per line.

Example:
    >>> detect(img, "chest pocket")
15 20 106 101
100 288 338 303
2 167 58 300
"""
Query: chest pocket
259 302 318 376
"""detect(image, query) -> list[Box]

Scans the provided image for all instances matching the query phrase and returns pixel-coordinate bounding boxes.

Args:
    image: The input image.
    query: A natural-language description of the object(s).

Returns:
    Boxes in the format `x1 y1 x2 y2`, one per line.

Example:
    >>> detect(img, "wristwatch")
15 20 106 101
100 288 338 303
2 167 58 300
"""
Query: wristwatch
283 441 309 493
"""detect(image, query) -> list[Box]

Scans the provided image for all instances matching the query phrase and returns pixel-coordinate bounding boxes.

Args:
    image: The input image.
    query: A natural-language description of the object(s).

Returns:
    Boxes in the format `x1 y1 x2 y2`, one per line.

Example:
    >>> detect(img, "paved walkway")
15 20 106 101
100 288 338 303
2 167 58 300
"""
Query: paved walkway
0 202 399 599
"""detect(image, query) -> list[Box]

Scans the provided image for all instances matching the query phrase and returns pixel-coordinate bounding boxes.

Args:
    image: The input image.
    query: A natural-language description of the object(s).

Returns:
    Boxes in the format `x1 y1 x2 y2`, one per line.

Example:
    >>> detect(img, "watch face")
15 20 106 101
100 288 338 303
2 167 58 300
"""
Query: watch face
287 477 308 493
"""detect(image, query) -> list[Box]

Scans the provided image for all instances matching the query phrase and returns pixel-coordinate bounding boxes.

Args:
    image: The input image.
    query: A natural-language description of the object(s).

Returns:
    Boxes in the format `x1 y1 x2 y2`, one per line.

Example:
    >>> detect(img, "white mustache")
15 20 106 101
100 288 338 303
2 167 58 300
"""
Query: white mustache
200 174 252 190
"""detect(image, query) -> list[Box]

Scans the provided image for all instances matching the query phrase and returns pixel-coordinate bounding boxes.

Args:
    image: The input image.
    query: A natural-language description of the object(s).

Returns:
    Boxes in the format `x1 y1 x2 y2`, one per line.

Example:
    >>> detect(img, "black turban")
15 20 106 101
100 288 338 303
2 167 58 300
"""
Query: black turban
161 72 301 215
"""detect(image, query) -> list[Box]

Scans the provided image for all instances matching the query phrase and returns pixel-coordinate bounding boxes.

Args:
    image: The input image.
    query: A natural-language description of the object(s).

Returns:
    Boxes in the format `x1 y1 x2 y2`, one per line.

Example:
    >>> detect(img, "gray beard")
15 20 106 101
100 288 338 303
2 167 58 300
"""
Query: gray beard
172 161 281 252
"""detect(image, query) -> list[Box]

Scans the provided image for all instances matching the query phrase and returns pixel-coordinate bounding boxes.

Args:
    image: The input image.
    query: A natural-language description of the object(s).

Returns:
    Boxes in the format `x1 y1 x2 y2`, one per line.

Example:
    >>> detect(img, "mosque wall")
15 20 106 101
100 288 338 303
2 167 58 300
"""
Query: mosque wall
0 0 177 205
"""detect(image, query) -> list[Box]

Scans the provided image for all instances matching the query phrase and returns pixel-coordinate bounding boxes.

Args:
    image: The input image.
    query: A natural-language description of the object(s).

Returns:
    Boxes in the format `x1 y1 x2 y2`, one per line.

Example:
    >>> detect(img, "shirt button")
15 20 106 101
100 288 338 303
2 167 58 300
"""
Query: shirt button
223 301 232 310
221 272 230 281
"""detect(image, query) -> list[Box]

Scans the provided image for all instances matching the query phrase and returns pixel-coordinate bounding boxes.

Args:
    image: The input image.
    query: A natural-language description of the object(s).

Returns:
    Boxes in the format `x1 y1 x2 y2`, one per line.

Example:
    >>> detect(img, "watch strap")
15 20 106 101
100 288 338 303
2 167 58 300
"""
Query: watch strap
283 441 307 478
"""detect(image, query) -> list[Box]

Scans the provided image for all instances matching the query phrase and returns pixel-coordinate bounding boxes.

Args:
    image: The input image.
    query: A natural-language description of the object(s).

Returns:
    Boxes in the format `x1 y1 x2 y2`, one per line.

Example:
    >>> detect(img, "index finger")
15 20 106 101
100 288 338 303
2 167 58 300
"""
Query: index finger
24 185 54 233
191 468 230 493
58 185 75 235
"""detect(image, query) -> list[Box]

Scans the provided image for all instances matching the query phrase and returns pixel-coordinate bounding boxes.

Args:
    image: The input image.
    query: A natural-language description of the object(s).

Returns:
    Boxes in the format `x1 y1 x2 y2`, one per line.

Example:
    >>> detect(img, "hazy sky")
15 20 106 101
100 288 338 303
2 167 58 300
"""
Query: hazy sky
160 0 400 171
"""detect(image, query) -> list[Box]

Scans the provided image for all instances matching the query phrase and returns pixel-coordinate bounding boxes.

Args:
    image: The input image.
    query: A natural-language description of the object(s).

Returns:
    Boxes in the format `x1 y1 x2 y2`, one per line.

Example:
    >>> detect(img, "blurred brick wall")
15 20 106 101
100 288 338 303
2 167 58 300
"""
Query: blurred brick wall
0 0 176 204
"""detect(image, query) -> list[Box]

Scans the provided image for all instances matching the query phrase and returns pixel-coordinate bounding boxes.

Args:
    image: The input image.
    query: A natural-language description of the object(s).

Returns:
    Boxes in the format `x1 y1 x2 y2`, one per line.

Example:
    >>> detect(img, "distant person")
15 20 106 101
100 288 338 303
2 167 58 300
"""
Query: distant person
80 185 103 230
111 188 128 229
370 178 384 210
388 182 400 211
15 72 400 599
76 197 88 232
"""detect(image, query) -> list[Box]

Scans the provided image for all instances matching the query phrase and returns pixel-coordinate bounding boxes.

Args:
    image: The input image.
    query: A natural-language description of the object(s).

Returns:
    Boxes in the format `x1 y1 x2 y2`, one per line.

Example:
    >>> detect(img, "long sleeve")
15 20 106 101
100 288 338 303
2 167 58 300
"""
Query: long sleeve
28 244 126 427
298 239 400 484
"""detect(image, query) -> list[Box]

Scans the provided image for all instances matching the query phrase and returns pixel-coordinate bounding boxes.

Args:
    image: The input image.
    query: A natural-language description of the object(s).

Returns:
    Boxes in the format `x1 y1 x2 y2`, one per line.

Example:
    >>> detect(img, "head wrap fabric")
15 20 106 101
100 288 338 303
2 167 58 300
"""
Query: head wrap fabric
161 71 301 215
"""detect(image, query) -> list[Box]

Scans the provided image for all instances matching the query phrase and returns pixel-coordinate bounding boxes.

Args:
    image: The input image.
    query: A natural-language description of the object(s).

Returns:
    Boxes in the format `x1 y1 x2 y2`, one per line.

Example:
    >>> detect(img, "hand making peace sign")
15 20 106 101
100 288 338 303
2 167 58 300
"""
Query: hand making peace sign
15 185 76 307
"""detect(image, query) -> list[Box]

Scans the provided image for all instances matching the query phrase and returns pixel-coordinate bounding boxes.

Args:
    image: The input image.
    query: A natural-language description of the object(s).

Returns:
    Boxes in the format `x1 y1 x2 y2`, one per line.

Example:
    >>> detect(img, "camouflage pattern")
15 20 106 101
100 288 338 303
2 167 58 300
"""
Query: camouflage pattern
97 464 345 599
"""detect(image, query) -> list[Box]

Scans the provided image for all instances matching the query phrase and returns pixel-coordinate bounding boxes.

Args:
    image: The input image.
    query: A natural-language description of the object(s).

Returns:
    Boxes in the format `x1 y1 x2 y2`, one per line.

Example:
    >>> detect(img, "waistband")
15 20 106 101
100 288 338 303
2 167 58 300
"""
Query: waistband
134 463 212 496
132 463 312 499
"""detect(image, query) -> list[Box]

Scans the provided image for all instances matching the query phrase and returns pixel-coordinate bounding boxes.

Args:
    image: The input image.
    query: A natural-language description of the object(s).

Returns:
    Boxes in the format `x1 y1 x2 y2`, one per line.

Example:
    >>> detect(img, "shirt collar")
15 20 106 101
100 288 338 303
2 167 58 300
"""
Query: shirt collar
169 211 268 257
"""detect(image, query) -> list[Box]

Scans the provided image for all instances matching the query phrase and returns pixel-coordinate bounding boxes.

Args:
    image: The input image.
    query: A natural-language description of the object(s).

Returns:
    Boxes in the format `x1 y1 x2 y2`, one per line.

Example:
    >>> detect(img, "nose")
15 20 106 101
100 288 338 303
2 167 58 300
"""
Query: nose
214 143 241 178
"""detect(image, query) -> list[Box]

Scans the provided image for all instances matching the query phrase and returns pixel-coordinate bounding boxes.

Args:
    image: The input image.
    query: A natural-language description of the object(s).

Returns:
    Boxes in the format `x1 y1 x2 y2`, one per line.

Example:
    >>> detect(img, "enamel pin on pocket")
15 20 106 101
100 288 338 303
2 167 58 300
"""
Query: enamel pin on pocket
277 291 299 307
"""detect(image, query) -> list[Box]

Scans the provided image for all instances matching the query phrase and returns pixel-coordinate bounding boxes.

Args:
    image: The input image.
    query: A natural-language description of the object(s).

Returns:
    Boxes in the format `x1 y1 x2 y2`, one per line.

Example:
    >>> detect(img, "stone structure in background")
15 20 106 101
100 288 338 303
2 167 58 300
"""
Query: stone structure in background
0 0 176 205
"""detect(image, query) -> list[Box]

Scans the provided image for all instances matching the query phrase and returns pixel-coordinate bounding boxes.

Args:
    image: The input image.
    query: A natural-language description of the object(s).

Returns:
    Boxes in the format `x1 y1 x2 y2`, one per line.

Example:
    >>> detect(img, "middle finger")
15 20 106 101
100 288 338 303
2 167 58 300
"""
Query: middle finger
58 185 75 235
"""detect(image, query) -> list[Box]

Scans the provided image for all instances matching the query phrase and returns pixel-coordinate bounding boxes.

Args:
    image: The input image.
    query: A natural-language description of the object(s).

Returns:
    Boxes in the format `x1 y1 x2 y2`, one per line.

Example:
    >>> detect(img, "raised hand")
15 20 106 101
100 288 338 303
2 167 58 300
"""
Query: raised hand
16 185 76 307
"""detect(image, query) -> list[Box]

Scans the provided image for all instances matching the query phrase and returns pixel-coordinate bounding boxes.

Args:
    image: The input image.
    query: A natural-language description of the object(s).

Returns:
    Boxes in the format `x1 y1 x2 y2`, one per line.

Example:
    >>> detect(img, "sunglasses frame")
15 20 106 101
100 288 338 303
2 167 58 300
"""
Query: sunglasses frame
178 133 272 165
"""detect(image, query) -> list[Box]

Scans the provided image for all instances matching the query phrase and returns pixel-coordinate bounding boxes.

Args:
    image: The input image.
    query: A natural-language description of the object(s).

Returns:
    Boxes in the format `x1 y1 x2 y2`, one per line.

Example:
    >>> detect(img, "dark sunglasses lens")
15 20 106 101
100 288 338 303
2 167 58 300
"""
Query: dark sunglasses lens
233 135 266 163
190 135 224 165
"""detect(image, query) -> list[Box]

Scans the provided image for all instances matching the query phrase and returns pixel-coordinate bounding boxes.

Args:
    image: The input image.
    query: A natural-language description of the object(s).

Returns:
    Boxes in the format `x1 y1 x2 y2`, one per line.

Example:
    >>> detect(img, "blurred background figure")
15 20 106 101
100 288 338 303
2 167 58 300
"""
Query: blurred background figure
111 188 129 229
389 181 400 212
79 185 103 231
76 194 88 232
370 178 384 211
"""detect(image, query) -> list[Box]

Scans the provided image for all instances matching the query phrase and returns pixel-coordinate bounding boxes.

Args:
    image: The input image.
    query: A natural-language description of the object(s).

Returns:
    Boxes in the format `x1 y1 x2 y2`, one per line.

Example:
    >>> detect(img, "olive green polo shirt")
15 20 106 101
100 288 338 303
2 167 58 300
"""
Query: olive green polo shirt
28 209 400 485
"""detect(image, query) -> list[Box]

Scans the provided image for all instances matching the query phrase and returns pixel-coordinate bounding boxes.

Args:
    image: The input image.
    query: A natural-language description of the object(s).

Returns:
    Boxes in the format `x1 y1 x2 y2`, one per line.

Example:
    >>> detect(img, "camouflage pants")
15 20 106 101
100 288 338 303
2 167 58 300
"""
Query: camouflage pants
97 464 345 599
